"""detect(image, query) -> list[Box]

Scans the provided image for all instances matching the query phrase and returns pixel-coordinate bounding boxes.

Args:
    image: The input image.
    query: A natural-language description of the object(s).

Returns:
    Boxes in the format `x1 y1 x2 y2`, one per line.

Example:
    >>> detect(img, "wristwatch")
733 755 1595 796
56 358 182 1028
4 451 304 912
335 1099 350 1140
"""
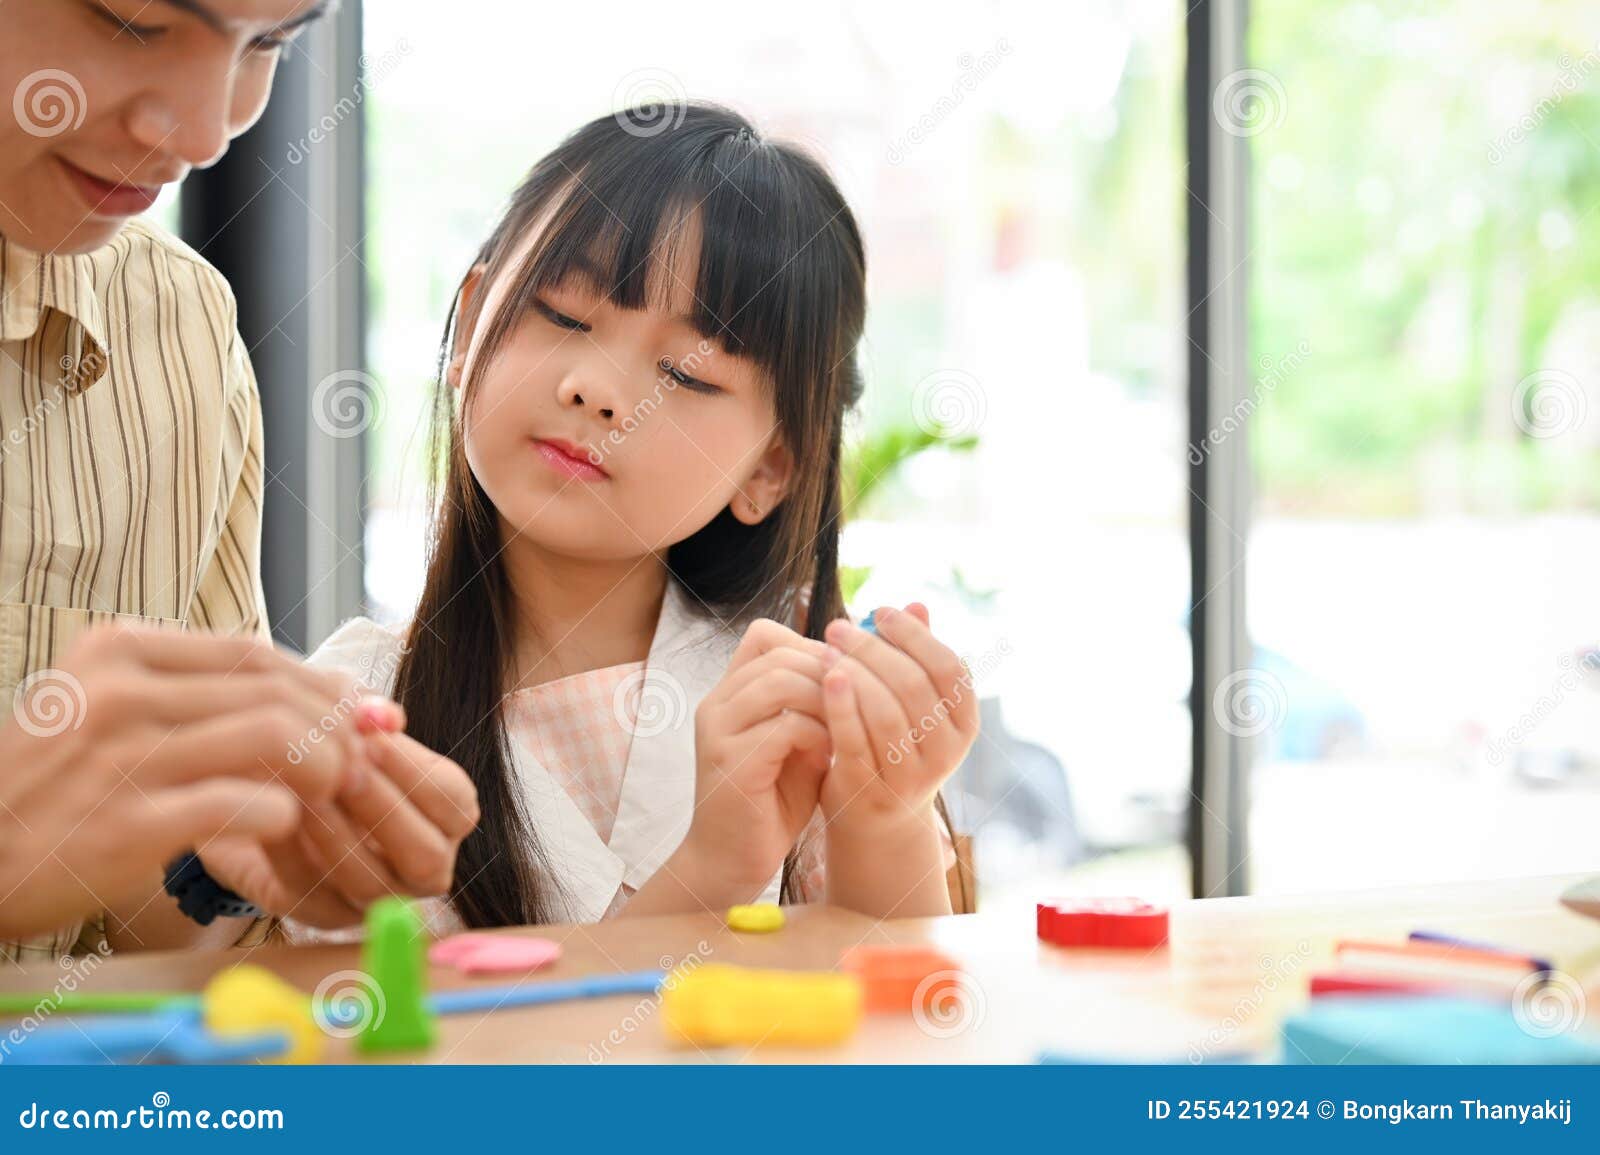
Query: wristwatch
162 852 262 926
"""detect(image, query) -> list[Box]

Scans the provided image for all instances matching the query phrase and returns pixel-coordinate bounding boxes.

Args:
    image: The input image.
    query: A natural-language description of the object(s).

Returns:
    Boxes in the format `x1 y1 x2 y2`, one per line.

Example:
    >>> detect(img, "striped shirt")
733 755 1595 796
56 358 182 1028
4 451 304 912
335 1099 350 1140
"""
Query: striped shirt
0 218 269 963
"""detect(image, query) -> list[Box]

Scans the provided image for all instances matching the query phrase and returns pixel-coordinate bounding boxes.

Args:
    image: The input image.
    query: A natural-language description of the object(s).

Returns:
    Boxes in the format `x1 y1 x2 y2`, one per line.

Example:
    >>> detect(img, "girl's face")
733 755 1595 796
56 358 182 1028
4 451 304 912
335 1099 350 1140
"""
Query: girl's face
456 227 794 563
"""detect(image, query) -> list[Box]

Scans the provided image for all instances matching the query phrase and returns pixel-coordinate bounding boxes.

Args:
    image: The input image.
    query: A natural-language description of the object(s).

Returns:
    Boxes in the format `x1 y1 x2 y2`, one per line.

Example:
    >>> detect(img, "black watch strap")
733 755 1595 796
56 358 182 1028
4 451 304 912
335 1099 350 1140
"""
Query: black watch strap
162 852 262 926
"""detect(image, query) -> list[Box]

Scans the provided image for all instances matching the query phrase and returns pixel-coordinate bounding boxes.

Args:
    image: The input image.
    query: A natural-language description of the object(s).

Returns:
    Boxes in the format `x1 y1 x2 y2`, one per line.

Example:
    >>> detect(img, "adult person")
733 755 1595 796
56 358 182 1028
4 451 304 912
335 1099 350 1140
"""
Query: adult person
0 0 477 956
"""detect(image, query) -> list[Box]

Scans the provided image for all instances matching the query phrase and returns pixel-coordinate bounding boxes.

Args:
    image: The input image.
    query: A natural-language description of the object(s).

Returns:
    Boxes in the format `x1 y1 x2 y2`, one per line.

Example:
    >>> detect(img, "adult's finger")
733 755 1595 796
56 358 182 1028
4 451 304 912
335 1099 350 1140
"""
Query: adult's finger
135 779 301 866
134 707 357 804
360 731 478 841
299 799 409 907
334 753 457 894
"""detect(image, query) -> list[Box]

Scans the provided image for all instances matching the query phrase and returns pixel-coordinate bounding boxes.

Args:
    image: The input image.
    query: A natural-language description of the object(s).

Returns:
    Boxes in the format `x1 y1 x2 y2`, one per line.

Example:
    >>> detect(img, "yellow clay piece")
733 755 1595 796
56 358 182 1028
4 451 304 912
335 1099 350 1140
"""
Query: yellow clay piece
725 903 786 933
662 963 861 1047
202 965 324 1064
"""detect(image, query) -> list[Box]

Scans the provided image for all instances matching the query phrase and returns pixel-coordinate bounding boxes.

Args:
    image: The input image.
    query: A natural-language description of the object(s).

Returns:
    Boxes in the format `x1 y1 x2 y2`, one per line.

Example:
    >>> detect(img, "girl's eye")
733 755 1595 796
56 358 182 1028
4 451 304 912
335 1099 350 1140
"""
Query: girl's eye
534 300 590 333
660 357 721 395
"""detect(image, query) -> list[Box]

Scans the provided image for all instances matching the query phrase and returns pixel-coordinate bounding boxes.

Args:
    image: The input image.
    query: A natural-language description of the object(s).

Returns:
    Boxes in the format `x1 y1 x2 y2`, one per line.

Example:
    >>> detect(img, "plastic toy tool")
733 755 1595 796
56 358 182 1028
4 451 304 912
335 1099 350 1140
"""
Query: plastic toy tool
1036 897 1169 948
2 1007 286 1065
356 897 437 1055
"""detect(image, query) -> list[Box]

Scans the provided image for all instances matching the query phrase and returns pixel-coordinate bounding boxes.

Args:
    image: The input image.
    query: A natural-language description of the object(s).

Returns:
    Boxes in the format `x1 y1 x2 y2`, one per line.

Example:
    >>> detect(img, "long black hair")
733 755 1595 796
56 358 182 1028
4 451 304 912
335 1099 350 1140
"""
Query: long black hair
395 103 948 926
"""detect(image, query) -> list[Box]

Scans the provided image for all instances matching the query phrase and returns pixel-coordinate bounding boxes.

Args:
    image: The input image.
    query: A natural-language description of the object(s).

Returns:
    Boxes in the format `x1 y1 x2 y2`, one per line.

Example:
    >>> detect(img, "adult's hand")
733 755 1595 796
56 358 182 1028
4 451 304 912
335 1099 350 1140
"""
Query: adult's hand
0 624 398 942
202 729 481 930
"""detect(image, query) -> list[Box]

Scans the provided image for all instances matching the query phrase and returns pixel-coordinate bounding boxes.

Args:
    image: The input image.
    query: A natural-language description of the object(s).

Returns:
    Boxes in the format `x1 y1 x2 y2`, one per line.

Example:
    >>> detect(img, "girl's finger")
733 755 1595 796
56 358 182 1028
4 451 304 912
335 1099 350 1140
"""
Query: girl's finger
715 646 828 705
824 616 940 720
360 731 479 841
822 667 874 777
726 618 829 674
722 667 829 733
832 654 914 767
869 606 979 736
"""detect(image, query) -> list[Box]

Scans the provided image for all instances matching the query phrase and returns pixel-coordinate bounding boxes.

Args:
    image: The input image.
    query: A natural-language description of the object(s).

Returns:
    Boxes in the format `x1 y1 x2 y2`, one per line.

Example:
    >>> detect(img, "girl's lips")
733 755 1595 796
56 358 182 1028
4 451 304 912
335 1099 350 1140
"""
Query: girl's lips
58 157 162 217
532 438 609 482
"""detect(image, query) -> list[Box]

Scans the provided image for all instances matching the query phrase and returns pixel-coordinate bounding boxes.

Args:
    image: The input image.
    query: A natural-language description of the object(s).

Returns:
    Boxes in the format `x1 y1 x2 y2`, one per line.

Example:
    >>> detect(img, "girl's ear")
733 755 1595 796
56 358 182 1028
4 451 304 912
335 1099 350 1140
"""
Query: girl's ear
732 434 795 525
447 265 488 390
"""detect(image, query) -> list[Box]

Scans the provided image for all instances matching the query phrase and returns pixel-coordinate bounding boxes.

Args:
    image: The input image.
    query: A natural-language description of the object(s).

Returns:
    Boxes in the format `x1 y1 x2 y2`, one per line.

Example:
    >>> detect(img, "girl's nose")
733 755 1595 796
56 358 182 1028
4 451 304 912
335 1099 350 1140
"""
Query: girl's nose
556 372 619 422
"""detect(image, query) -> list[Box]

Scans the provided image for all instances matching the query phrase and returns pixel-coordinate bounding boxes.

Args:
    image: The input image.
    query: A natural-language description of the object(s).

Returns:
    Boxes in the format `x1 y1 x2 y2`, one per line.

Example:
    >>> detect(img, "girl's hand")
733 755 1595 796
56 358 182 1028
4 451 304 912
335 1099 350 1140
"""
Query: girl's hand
666 619 834 907
819 604 979 835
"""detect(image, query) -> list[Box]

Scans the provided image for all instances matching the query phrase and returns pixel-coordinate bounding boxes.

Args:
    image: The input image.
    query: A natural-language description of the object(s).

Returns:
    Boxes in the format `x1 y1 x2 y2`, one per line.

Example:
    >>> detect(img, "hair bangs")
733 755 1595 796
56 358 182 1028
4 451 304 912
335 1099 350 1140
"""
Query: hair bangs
478 120 842 390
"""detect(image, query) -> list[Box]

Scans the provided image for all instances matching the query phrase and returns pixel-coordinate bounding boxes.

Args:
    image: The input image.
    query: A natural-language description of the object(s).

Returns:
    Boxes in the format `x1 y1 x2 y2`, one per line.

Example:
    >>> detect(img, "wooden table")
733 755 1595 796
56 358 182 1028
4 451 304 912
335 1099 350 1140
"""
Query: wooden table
4 874 1597 1063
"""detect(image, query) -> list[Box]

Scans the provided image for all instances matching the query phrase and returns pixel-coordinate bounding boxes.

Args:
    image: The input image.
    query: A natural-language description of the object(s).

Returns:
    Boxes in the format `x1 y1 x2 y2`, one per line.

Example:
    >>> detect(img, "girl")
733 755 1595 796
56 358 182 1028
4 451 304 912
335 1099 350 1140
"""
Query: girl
304 103 977 934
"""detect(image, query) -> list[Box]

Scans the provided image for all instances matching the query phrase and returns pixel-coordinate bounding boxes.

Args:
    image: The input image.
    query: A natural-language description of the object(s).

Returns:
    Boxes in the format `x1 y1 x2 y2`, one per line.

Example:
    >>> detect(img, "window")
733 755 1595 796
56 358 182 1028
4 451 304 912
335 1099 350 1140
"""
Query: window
1245 0 1600 891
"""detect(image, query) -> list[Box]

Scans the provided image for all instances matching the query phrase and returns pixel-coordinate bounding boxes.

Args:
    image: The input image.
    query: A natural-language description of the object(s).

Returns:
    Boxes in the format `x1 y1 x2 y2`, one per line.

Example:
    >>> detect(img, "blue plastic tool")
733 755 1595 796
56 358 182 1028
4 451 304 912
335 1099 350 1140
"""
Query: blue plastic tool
318 969 667 1028
2 1007 287 1065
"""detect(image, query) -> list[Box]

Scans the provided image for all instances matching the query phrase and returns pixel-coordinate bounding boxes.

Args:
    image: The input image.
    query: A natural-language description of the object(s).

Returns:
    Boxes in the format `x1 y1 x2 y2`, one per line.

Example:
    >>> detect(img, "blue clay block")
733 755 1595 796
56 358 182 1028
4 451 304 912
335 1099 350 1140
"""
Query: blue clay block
1282 996 1600 1065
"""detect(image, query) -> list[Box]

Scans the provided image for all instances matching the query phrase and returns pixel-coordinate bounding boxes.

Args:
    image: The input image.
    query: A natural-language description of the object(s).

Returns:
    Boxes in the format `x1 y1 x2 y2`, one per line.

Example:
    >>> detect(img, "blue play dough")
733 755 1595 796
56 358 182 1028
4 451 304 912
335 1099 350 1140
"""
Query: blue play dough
860 610 878 635
1282 996 1600 1064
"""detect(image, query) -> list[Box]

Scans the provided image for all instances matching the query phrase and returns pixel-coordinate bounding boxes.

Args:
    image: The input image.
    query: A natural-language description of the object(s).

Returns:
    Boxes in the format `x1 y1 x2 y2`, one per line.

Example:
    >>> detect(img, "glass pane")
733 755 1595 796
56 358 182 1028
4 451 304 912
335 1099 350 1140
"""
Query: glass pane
1247 1 1600 891
362 0 1191 906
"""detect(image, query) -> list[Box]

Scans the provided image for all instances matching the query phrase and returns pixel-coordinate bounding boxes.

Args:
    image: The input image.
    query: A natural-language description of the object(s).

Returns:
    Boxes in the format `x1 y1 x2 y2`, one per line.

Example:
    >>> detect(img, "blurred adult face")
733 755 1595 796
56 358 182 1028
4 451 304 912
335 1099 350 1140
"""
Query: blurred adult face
0 0 325 254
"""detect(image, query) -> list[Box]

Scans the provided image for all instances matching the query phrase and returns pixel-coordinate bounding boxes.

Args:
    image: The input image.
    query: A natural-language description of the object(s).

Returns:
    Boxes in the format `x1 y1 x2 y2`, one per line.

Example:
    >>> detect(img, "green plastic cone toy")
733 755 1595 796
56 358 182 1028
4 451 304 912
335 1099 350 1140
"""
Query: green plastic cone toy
355 897 436 1055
